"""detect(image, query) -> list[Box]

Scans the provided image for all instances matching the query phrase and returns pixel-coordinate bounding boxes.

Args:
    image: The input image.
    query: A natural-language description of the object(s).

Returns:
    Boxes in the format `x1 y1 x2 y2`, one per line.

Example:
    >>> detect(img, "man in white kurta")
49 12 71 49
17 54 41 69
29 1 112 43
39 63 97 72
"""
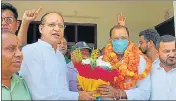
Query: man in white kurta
19 12 95 100
20 39 79 100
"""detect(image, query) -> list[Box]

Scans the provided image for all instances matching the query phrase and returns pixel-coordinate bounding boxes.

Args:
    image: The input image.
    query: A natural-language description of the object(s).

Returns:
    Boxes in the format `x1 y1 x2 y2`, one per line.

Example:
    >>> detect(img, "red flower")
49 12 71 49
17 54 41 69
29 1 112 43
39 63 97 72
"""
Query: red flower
73 62 119 82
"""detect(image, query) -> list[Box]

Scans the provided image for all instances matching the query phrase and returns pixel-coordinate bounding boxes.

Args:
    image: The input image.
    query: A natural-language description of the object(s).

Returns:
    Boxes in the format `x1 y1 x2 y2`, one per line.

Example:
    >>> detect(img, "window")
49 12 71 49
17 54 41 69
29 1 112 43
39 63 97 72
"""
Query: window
17 21 97 50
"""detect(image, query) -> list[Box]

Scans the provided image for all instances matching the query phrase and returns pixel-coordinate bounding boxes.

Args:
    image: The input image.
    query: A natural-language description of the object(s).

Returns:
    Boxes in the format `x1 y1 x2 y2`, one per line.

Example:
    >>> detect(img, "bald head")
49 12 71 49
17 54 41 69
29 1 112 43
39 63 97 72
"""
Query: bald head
40 12 64 24
2 30 19 43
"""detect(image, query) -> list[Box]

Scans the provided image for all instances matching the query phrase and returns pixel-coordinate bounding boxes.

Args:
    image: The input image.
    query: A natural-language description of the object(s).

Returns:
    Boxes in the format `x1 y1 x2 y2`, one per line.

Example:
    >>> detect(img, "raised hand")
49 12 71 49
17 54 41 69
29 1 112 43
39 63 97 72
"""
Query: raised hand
117 13 126 26
22 6 42 22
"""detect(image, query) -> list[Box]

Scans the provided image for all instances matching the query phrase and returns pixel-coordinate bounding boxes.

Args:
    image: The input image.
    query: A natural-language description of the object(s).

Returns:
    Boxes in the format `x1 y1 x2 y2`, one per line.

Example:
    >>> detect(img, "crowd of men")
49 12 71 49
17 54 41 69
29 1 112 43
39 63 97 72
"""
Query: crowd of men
2 2 176 100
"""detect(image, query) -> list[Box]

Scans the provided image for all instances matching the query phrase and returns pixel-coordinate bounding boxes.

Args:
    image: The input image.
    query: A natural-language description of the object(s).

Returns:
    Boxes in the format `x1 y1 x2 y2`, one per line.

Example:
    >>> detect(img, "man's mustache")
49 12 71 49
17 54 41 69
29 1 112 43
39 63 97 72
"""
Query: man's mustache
167 56 176 59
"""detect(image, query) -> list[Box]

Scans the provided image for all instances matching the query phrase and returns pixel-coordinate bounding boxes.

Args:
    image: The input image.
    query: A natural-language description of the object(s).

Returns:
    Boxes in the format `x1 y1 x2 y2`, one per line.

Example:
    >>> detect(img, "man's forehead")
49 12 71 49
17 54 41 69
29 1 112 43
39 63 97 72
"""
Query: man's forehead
160 41 175 49
112 28 128 37
3 38 20 47
59 38 67 43
44 13 64 23
2 9 15 18
139 36 146 41
81 48 89 52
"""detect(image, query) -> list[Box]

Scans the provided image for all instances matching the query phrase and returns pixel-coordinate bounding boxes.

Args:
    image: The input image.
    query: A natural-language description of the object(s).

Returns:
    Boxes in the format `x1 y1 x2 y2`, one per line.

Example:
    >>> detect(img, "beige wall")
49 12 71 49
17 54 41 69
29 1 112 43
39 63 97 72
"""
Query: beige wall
3 1 173 49
173 1 176 36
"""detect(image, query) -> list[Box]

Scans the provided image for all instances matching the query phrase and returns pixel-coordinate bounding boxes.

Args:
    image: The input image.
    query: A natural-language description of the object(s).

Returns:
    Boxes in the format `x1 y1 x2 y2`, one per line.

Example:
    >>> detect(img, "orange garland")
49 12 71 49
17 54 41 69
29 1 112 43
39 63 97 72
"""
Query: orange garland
102 41 152 90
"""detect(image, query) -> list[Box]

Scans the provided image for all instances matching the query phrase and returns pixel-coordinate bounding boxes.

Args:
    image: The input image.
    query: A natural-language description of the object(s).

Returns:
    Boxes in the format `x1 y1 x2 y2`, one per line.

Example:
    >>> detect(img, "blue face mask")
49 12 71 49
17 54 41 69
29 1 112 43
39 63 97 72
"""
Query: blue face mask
112 39 129 54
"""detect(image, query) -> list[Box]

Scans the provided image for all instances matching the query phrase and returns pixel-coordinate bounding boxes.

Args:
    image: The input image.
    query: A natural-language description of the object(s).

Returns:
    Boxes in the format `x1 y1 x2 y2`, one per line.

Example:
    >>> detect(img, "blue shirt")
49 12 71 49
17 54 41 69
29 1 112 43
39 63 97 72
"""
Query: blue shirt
19 39 79 100
67 61 78 92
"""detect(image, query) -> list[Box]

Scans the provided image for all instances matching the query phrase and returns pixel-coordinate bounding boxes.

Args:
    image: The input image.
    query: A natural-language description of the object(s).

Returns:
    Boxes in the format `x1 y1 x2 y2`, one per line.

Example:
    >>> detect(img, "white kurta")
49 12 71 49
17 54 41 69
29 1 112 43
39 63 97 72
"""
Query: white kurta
19 39 79 100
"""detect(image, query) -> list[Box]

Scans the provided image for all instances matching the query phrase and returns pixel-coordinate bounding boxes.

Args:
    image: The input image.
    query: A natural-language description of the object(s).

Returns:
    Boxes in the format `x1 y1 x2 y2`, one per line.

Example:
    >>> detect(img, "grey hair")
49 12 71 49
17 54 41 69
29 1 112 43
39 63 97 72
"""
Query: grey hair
139 29 160 47
156 35 176 48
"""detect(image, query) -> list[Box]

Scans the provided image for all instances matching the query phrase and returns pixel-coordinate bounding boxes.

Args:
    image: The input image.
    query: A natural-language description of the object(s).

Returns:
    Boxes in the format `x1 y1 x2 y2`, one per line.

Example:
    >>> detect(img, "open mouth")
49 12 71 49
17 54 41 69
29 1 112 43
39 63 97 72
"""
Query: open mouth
52 33 60 39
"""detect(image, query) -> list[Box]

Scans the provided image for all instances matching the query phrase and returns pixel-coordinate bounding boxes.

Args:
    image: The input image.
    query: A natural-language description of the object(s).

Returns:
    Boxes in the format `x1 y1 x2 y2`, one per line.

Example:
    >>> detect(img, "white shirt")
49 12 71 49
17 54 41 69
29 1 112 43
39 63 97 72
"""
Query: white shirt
19 39 79 100
124 55 151 100
150 59 176 100
152 58 160 65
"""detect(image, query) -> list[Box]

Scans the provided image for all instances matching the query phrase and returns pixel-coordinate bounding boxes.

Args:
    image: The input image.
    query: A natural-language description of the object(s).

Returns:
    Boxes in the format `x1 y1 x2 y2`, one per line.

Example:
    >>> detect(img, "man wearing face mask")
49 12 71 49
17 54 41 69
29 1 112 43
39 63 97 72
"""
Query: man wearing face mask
116 14 160 64
150 35 176 100
97 25 151 100
138 29 160 63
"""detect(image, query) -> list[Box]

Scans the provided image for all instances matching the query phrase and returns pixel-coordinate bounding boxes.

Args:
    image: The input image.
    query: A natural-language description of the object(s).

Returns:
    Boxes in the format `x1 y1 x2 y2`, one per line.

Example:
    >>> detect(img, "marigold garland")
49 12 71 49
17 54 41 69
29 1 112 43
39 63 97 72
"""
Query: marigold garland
102 41 152 90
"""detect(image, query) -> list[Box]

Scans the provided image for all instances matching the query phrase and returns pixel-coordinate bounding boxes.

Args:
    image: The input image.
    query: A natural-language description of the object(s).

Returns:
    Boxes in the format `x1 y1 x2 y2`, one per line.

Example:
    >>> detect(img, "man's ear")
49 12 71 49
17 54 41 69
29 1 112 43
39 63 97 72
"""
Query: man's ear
39 24 43 34
147 40 154 47
108 38 112 43
16 20 20 31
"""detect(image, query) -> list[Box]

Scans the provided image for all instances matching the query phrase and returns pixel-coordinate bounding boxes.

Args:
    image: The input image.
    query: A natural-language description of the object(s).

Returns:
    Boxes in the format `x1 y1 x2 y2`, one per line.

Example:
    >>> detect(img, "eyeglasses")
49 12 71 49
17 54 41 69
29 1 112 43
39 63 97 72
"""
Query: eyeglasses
42 22 66 29
2 17 15 24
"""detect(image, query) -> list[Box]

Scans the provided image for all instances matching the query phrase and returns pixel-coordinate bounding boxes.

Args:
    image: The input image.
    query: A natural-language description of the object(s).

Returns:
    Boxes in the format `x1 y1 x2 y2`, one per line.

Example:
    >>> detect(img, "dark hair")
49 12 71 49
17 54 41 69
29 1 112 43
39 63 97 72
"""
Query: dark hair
156 35 176 48
139 29 160 47
109 25 129 37
1 2 18 20
40 12 64 24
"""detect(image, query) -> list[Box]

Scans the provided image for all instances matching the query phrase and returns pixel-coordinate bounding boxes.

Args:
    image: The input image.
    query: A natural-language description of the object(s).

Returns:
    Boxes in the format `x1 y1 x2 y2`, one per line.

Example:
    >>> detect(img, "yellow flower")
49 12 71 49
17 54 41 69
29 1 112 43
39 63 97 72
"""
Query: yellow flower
142 72 147 77
119 65 127 70
110 53 116 57
129 72 134 76
114 77 118 81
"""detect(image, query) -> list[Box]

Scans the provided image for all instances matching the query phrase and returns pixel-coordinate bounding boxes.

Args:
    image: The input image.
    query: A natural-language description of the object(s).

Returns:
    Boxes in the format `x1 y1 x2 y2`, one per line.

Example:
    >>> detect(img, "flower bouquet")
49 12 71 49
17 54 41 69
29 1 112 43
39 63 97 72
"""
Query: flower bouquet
71 47 119 98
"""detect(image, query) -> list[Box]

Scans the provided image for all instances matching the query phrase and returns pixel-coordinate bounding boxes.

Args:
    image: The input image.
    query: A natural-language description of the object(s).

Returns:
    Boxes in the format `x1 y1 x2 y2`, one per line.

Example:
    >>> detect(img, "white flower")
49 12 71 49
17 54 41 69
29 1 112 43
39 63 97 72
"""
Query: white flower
82 58 93 65
96 56 112 69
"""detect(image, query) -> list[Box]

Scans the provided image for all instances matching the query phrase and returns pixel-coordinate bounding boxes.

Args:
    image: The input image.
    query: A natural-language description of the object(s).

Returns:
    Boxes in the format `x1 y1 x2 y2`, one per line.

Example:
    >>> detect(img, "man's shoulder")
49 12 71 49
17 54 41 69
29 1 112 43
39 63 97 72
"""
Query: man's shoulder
67 61 74 68
138 55 148 73
22 42 40 53
67 61 78 74
23 42 39 50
